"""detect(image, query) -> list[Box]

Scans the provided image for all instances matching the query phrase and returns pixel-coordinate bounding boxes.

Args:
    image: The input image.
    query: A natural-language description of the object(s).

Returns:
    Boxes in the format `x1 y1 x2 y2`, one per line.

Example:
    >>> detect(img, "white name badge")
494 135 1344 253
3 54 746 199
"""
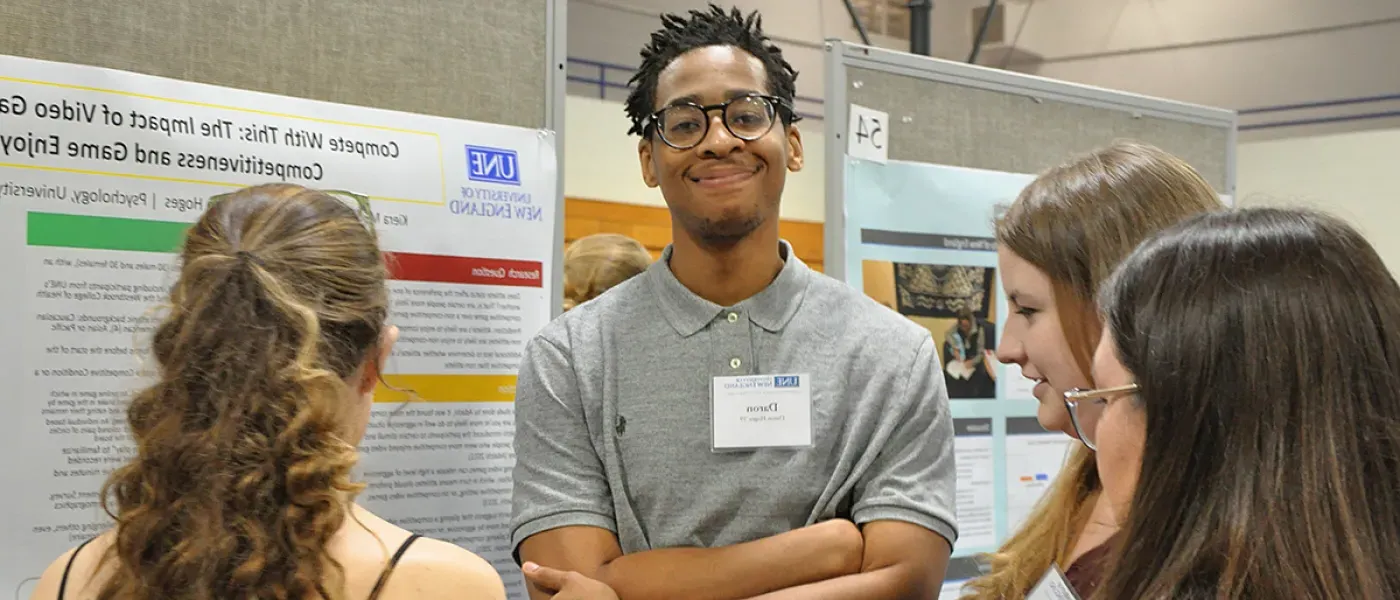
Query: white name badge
711 374 813 451
1026 564 1082 600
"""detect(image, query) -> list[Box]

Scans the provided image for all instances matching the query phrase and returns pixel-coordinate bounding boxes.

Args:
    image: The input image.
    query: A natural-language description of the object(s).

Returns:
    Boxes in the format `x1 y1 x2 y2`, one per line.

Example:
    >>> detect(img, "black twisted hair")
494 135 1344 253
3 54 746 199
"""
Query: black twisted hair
624 4 802 137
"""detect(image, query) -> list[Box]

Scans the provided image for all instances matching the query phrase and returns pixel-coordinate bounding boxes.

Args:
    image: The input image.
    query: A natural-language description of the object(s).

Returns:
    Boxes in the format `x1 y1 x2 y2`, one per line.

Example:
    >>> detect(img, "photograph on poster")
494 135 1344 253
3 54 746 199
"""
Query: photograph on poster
862 260 998 399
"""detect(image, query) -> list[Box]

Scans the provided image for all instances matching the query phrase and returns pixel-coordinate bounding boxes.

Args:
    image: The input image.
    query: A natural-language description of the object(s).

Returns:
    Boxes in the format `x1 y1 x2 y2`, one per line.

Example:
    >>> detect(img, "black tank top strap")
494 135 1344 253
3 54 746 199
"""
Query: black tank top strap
366 534 422 600
57 537 97 600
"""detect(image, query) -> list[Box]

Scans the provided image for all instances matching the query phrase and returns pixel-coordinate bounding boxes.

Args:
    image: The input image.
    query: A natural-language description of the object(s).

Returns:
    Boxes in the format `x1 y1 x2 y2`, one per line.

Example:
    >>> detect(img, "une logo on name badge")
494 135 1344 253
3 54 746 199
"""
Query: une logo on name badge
773 375 800 388
465 145 521 186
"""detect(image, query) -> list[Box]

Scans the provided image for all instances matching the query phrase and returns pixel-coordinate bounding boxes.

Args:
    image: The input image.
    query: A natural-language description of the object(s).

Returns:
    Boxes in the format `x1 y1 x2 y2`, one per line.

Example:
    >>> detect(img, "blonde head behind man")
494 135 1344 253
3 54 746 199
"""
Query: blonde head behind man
562 233 652 310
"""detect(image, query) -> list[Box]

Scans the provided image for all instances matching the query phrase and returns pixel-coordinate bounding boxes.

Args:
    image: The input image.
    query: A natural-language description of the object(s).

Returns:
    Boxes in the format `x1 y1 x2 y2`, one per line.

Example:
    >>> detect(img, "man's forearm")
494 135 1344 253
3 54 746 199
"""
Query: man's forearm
593 520 863 600
737 521 951 600
738 566 931 600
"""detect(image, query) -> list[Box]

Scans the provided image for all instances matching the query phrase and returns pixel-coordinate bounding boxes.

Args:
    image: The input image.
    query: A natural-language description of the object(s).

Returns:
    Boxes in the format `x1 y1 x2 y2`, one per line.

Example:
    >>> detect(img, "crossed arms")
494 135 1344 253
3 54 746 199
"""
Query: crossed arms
512 333 956 599
519 519 951 600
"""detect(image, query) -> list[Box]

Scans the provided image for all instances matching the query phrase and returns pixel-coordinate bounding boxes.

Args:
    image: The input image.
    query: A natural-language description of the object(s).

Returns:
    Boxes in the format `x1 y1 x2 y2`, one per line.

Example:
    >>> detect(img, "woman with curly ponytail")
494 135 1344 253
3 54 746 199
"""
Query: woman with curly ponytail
28 184 505 600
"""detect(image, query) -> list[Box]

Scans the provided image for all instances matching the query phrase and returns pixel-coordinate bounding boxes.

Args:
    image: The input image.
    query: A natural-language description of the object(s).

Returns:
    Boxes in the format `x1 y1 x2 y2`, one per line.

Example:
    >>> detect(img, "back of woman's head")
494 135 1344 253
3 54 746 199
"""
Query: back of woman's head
965 141 1222 599
99 183 389 600
563 233 651 310
1099 207 1400 599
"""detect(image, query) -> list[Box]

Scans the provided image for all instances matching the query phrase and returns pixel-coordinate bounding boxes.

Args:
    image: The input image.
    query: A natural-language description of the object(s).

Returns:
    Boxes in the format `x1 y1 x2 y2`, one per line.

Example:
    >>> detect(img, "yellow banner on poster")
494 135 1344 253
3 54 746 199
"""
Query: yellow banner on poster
374 374 517 403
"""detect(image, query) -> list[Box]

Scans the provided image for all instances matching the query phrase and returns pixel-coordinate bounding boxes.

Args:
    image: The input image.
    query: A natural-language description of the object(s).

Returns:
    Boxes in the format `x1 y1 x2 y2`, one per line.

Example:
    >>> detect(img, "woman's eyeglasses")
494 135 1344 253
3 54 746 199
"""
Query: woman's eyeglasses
1061 383 1139 451
646 94 793 150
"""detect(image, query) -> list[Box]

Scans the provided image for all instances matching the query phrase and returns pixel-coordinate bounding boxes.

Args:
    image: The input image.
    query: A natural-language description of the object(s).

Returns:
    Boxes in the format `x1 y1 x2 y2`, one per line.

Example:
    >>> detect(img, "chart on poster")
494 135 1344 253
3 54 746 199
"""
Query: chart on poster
1005 417 1076 532
1 55 556 598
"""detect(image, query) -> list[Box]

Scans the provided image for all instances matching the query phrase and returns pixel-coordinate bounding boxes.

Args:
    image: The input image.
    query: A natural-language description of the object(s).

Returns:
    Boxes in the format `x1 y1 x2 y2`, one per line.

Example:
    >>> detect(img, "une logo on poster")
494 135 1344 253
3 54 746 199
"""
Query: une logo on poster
773 375 800 388
465 145 521 186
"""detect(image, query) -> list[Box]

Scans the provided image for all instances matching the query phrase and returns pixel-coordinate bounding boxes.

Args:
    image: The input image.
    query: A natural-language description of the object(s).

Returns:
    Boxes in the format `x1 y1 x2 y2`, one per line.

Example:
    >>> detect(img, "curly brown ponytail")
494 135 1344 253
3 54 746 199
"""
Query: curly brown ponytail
96 184 389 600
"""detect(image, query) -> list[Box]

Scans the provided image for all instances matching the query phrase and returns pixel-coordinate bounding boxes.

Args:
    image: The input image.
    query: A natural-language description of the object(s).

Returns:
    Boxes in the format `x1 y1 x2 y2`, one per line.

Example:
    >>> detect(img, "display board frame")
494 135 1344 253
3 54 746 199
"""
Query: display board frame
822 40 1237 282
544 0 568 317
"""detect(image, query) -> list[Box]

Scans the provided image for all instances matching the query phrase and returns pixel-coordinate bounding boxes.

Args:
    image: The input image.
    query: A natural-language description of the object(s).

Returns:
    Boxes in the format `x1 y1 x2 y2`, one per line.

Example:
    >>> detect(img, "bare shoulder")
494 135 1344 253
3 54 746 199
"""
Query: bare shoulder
377 537 507 600
27 546 73 600
28 531 115 600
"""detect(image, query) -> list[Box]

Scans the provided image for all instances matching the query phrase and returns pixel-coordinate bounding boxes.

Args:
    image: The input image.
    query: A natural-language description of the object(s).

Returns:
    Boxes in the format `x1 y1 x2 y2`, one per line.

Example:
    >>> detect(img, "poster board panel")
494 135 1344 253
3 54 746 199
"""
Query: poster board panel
0 55 556 599
824 42 1235 574
0 0 551 129
845 66 1231 191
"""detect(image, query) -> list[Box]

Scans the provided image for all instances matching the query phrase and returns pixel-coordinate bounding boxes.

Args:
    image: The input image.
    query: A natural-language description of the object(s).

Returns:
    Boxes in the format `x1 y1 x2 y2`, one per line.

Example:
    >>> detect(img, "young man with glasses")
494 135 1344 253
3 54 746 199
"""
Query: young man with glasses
510 6 957 599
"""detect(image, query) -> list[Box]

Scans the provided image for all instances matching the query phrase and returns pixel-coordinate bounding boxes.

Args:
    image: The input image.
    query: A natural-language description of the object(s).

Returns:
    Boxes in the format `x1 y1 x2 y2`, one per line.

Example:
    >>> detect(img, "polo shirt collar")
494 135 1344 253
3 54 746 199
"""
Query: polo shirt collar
648 240 810 337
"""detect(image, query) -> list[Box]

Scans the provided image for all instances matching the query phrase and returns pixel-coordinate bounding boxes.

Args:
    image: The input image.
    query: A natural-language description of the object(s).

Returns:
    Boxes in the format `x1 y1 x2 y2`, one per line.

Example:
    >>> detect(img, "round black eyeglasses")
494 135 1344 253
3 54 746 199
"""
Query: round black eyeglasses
646 94 791 150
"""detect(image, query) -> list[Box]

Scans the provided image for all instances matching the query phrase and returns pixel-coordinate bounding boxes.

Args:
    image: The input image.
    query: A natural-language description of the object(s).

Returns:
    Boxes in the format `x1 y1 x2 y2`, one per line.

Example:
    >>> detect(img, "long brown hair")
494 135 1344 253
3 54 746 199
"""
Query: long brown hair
962 141 1223 599
97 184 389 600
1098 207 1400 599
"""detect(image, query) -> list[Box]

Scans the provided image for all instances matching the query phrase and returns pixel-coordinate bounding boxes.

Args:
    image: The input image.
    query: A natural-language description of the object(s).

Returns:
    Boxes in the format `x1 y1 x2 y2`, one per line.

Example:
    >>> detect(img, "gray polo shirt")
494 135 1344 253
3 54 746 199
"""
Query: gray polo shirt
510 241 958 556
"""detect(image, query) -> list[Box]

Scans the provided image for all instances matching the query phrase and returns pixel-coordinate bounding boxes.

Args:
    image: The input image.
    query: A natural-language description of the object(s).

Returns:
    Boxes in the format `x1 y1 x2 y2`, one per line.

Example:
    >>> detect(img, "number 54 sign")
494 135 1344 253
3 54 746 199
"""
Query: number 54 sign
847 103 889 163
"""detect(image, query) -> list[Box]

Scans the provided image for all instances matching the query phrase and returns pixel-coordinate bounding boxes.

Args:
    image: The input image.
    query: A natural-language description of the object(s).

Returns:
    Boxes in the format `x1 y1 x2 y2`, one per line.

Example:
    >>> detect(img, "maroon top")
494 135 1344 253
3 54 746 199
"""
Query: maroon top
1063 538 1117 598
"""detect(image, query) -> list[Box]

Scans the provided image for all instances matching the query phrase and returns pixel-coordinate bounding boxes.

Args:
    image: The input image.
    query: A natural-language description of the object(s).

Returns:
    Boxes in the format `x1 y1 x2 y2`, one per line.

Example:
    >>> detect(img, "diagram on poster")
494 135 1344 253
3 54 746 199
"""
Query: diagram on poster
1005 417 1077 531
1 55 555 599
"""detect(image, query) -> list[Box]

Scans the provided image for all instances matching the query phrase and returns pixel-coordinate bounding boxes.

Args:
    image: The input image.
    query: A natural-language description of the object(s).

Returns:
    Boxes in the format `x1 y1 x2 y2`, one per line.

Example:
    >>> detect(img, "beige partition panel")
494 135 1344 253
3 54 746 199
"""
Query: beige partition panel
823 41 1237 281
0 0 561 128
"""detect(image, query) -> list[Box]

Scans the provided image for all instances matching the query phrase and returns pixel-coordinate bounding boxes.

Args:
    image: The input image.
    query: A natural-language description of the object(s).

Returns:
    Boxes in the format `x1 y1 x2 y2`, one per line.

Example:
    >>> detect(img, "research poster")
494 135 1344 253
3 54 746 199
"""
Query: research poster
1 55 556 598
843 158 1077 563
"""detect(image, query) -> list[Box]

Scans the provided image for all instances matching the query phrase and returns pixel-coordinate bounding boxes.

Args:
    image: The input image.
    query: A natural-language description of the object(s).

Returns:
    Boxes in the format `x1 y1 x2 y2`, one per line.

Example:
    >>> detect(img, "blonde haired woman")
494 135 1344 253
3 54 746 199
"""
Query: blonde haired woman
960 141 1223 598
562 233 652 310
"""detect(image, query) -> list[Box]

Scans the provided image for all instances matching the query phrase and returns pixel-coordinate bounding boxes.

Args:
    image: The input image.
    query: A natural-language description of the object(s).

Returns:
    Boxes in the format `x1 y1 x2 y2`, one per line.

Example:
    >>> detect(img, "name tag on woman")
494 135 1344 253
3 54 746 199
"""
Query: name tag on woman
711 374 812 450
1026 564 1081 600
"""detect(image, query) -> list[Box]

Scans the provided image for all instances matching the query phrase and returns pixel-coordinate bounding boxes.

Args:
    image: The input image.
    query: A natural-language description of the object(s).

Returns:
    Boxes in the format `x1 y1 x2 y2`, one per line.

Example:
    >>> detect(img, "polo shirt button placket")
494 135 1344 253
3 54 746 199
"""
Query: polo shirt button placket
730 357 742 370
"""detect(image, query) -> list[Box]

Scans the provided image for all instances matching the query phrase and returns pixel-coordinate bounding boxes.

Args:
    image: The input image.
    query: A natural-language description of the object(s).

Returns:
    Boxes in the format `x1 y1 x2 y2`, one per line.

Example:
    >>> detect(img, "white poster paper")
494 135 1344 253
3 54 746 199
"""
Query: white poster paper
1005 417 1075 533
846 103 890 163
1003 362 1038 401
0 55 555 599
941 579 969 598
953 418 997 549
